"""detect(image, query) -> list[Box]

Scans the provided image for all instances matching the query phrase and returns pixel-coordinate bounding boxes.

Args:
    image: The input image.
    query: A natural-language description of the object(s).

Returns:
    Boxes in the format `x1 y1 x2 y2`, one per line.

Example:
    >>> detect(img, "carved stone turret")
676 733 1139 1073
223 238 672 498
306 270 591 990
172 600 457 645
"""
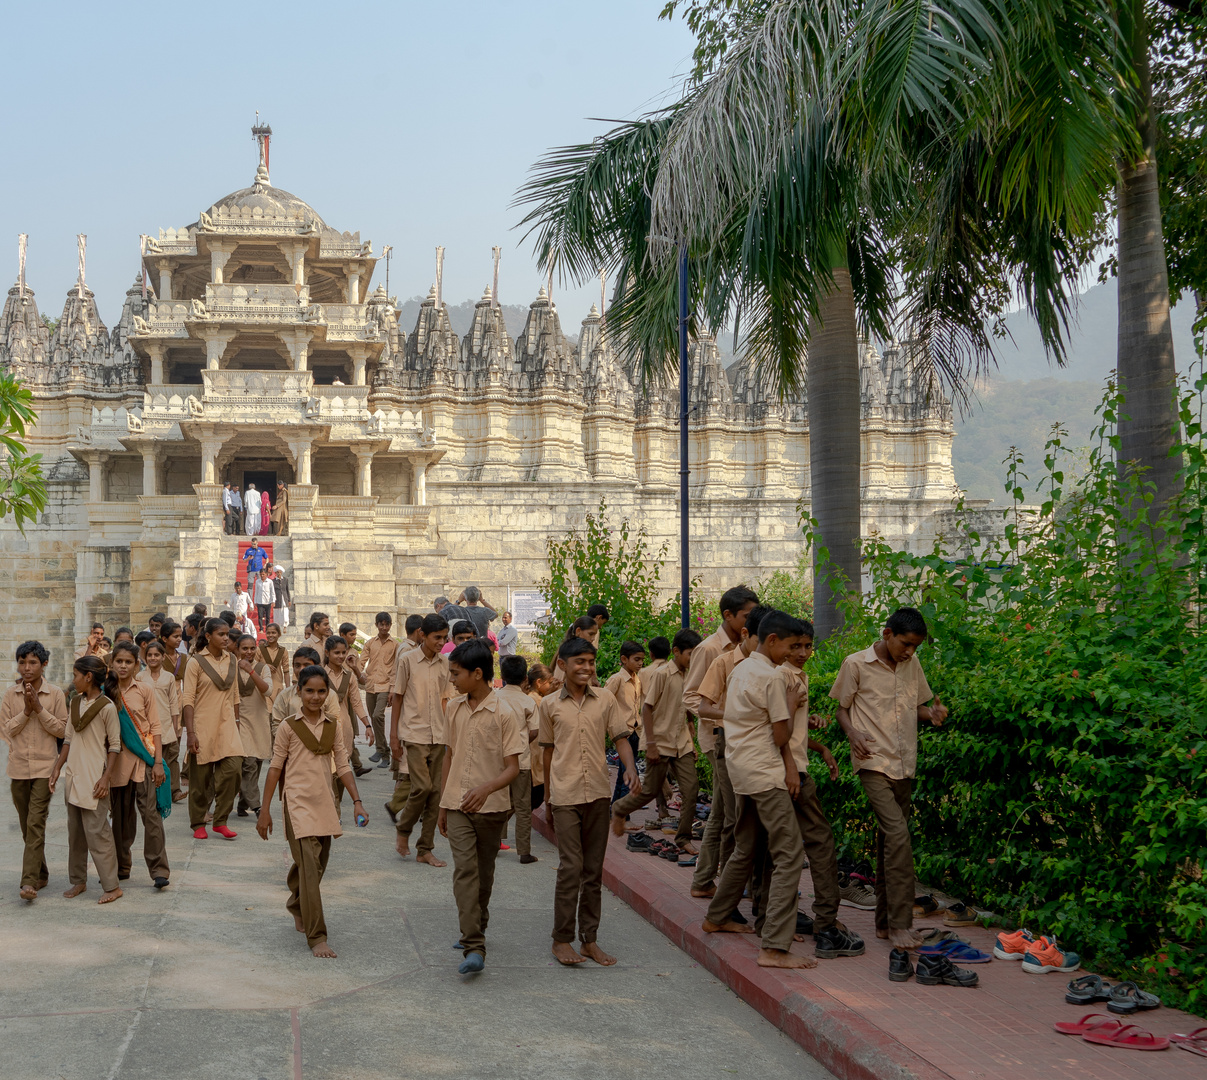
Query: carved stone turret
462 286 515 382
0 283 51 375
687 334 734 419
516 287 580 393
402 285 459 387
51 284 109 367
365 284 405 369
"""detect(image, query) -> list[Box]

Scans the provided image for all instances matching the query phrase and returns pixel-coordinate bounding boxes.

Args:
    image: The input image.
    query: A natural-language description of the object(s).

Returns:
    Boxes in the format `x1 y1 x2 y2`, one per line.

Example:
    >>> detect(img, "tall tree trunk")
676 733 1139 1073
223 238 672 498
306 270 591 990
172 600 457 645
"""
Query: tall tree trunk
807 265 862 640
1117 0 1181 513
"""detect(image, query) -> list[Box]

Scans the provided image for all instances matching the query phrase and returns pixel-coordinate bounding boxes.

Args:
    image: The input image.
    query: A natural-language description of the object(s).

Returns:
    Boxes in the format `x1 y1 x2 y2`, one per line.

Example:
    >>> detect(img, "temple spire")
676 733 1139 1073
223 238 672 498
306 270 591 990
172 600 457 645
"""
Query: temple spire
18 234 27 299
252 116 272 185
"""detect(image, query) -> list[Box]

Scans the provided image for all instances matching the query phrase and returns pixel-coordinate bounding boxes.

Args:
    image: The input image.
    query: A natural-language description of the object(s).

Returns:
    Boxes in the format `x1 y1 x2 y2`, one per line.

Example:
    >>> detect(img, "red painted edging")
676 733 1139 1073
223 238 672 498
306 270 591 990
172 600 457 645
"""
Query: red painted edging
532 809 950 1080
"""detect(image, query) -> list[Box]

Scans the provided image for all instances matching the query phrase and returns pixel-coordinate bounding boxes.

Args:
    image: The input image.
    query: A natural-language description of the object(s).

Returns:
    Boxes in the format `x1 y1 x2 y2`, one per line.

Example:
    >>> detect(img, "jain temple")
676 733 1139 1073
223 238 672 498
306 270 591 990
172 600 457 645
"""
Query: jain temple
0 135 961 677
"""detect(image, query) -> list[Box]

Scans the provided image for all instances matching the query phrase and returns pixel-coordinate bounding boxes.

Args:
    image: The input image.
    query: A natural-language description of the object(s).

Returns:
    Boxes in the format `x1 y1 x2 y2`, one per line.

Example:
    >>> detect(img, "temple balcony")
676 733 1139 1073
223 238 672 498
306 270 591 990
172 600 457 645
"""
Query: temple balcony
322 303 384 344
189 283 319 327
129 300 191 340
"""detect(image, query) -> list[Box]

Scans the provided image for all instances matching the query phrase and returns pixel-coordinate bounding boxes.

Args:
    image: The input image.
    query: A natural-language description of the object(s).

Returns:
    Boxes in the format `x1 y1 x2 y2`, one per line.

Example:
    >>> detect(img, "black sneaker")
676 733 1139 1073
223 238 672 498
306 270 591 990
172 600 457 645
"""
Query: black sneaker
916 953 979 987
796 911 815 937
626 832 654 852
383 801 397 824
888 948 914 982
815 924 866 958
369 752 382 763
153 877 169 890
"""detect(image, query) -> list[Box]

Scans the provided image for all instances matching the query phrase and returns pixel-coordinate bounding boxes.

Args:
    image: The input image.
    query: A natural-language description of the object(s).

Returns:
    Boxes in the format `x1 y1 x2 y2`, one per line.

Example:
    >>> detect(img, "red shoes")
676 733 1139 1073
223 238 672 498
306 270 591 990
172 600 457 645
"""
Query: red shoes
212 825 238 840
193 827 208 840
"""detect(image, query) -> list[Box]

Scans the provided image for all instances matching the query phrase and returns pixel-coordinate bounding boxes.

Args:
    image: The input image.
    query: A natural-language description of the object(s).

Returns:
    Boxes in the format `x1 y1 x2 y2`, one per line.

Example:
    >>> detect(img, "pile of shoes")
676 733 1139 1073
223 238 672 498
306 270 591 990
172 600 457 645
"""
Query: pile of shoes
837 859 876 910
889 948 980 987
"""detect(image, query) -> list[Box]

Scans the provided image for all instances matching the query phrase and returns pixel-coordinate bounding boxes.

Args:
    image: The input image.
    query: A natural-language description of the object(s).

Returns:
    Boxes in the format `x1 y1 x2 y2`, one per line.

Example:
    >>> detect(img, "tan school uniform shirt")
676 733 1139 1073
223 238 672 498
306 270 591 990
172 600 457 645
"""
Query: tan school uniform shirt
537 684 628 806
640 661 693 757
779 662 810 773
238 662 274 760
271 684 340 737
137 668 181 740
526 690 546 785
828 645 933 780
682 626 739 754
110 681 163 787
497 683 537 770
439 690 527 814
697 648 744 719
361 635 400 695
393 648 450 745
60 698 122 810
181 652 245 764
603 670 642 735
721 650 792 796
325 665 366 762
2 681 68 779
258 642 290 699
269 712 351 839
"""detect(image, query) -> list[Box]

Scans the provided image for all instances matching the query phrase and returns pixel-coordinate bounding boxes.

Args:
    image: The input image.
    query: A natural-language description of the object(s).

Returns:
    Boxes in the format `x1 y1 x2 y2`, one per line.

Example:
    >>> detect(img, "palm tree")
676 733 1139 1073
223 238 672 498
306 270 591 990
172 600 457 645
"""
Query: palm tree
518 0 1120 636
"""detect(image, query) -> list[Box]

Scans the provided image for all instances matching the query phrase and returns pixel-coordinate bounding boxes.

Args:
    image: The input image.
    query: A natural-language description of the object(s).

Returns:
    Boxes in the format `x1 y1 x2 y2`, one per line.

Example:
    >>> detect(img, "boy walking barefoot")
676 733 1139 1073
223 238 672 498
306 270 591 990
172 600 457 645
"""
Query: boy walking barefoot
539 637 639 966
362 612 399 770
438 640 525 974
497 655 539 863
702 611 813 970
603 641 644 807
3 641 68 900
257 665 366 959
48 656 123 904
830 606 947 950
235 634 273 818
610 628 702 853
390 613 450 865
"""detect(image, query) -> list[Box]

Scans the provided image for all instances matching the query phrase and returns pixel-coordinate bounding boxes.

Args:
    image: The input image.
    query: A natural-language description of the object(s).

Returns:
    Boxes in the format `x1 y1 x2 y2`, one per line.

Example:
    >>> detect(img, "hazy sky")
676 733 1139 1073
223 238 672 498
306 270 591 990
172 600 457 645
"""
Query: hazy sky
0 1 695 331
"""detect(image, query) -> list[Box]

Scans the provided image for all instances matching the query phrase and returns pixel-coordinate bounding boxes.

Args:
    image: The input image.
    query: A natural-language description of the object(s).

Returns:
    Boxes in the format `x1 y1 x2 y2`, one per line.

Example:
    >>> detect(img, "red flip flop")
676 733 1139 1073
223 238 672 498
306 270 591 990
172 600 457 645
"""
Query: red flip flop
1170 1028 1207 1058
1082 1024 1170 1051
1053 1014 1125 1037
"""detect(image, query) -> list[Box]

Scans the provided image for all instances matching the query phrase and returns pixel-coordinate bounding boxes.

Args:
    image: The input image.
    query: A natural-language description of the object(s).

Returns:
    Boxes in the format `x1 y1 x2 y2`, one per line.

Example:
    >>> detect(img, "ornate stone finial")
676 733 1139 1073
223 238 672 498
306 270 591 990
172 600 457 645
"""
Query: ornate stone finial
588 302 600 318
536 285 549 302
424 284 437 305
252 119 272 185
481 285 493 303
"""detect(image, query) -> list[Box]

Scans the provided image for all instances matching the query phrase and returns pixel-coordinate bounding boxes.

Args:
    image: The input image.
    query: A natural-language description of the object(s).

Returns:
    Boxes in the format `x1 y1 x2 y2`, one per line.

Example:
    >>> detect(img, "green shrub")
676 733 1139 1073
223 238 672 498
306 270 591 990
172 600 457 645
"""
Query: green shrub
804 373 1207 1015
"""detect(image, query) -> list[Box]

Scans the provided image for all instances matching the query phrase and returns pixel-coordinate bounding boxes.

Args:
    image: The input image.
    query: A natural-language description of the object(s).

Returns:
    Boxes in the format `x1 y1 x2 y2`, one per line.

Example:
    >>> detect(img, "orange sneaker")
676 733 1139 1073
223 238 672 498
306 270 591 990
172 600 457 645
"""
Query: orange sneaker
992 928 1034 960
1022 936 1080 974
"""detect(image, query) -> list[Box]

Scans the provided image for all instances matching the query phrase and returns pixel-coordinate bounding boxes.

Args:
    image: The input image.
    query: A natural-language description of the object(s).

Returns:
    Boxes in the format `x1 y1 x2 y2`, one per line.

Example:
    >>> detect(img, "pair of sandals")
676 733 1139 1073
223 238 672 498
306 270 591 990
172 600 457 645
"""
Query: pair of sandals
649 837 685 861
1066 974 1161 1014
1055 1013 1204 1053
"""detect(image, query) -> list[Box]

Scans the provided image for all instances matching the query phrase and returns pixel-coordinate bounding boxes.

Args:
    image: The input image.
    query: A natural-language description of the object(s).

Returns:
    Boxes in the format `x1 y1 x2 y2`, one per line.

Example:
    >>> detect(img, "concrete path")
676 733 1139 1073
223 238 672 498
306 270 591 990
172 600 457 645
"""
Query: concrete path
0 744 833 1080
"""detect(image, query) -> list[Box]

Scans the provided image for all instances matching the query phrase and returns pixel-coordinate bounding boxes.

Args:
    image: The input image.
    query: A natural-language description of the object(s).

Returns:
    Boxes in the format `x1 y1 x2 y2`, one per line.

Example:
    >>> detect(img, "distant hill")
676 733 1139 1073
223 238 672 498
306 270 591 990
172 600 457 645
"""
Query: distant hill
954 282 1201 500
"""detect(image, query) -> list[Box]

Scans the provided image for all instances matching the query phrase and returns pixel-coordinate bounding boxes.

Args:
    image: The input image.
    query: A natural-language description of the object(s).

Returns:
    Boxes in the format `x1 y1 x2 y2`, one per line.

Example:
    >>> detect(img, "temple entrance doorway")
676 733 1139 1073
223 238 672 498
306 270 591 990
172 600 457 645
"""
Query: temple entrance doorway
242 470 278 498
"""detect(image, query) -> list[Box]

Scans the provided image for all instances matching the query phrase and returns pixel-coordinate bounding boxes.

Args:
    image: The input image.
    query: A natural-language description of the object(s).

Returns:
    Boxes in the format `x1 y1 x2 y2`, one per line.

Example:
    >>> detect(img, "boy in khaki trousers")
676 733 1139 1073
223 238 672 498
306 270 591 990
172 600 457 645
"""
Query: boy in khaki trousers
498 654 540 864
438 640 525 974
831 606 947 950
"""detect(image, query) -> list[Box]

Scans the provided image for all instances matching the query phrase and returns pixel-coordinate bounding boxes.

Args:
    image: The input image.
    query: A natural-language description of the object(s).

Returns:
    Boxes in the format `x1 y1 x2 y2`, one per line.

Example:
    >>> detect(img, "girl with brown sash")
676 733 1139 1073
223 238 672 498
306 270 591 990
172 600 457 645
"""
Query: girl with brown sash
256 665 365 959
181 619 244 841
323 637 374 802
259 623 290 701
48 656 123 904
142 638 184 804
234 634 272 818
106 642 170 889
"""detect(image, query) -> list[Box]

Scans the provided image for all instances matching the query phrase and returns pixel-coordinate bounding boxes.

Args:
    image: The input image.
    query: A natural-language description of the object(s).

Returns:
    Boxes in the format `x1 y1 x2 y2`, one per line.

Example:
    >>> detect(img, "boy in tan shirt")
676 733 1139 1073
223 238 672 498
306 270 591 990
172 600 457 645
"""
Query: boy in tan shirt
384 615 425 823
830 606 946 950
603 641 645 808
438 640 525 974
389 613 450 865
610 628 702 852
702 610 813 970
362 612 399 771
3 641 68 900
498 654 540 863
539 637 638 967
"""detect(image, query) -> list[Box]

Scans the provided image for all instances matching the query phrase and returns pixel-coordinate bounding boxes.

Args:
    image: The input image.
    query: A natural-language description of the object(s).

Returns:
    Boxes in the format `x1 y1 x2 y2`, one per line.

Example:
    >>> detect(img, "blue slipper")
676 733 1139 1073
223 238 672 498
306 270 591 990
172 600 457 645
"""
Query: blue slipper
919 940 992 964
458 953 485 975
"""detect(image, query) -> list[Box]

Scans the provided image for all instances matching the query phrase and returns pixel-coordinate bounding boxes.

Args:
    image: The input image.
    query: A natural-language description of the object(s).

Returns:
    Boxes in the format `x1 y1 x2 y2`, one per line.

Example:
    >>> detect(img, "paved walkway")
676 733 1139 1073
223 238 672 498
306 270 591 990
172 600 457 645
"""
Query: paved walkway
0 743 832 1080
576 805 1206 1080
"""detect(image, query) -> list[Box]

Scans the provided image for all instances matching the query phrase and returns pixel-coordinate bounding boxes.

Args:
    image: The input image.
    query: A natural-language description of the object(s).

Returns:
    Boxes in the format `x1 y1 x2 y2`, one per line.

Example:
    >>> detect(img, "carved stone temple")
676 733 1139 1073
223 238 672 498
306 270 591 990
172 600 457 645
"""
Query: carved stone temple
0 138 959 675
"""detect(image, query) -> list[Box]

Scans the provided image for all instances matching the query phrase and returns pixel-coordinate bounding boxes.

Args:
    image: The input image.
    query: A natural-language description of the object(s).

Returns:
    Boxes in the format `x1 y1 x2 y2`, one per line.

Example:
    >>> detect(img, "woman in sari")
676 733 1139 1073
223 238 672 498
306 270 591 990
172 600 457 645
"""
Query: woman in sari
259 488 271 536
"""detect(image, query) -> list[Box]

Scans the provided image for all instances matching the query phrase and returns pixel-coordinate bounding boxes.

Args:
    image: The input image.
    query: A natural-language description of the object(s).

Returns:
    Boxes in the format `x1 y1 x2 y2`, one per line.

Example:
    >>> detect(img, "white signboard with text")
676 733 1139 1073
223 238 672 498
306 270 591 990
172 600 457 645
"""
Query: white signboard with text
508 588 551 631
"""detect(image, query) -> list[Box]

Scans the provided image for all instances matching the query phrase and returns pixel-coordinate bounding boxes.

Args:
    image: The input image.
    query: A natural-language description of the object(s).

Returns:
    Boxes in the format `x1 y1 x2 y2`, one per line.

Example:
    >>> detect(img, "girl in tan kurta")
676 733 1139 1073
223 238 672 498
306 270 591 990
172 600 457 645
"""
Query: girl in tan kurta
323 636 372 806
140 640 183 803
107 642 170 887
256 665 365 958
182 619 244 840
259 624 290 701
235 633 272 817
48 656 122 904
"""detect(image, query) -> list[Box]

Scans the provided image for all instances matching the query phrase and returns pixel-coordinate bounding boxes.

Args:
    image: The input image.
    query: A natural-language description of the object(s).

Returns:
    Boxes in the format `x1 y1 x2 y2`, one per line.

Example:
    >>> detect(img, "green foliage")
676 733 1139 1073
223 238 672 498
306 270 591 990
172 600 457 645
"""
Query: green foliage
755 551 814 619
803 365 1207 1016
536 500 684 681
0 371 46 532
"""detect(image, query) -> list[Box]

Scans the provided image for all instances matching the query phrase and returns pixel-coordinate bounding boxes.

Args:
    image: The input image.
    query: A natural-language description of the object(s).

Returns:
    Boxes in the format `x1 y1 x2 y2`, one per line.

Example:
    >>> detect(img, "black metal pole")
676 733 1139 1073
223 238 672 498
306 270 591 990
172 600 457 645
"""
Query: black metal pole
679 242 690 630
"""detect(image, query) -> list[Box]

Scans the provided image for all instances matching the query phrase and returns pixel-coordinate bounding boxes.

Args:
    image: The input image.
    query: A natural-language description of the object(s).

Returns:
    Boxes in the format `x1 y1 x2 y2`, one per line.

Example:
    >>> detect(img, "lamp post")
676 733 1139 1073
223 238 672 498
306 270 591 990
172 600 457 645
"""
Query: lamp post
679 242 690 630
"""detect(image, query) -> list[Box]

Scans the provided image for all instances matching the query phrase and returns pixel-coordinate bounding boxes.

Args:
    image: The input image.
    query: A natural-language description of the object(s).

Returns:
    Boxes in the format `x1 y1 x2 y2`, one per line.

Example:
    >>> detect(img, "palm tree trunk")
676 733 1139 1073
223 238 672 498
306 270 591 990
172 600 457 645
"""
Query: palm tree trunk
807 264 862 640
1117 0 1181 513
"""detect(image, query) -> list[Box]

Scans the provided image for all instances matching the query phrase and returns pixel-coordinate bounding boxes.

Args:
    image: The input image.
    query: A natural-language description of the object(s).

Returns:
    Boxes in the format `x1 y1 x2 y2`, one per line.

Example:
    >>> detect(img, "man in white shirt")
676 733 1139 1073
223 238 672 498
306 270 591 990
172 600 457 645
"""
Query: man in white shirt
222 483 234 534
229 581 250 621
229 486 243 533
252 570 276 632
497 611 518 656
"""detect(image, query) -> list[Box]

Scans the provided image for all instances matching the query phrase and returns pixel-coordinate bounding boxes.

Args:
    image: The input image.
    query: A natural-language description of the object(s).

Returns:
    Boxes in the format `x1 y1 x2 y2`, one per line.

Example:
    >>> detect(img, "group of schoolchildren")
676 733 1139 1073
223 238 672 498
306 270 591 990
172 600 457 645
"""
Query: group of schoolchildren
4 585 948 980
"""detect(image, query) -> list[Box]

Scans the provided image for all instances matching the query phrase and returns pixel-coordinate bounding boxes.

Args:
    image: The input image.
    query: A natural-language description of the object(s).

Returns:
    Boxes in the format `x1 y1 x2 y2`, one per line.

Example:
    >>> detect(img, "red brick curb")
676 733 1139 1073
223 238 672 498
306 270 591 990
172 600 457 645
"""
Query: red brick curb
531 809 949 1080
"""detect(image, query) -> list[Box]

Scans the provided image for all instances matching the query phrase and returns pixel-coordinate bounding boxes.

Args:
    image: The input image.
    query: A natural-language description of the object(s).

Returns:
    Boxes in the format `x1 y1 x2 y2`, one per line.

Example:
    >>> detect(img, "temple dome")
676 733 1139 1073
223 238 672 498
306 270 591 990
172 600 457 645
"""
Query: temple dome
205 182 326 226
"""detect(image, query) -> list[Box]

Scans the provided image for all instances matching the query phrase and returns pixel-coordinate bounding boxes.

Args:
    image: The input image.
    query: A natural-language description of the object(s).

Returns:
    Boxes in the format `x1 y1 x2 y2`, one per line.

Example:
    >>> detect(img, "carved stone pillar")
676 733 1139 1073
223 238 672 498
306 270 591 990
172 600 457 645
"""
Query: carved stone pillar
210 242 234 284
346 265 360 305
85 452 108 502
409 455 428 506
284 243 306 288
199 328 236 371
281 329 313 373
349 345 369 386
158 260 173 301
287 437 313 485
354 448 373 497
197 429 224 485
147 342 166 385
141 447 160 497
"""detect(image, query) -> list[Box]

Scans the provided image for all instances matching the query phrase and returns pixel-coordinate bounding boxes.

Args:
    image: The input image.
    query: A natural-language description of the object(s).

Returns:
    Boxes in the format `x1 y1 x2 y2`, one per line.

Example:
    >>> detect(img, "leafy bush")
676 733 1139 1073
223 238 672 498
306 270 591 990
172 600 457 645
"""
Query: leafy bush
537 500 683 681
805 370 1207 1015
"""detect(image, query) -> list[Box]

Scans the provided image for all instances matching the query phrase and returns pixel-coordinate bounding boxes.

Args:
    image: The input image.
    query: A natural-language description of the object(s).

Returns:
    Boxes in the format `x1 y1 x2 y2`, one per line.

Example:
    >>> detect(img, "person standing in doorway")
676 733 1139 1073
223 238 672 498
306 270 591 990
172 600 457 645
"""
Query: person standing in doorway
222 482 234 535
229 484 244 534
273 566 292 630
259 487 271 537
244 483 262 535
272 481 289 536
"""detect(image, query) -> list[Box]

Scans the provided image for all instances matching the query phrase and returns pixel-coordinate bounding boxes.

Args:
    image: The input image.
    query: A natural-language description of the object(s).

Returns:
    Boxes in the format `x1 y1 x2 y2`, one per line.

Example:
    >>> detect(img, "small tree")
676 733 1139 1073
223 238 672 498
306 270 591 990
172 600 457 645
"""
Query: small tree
0 372 46 531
